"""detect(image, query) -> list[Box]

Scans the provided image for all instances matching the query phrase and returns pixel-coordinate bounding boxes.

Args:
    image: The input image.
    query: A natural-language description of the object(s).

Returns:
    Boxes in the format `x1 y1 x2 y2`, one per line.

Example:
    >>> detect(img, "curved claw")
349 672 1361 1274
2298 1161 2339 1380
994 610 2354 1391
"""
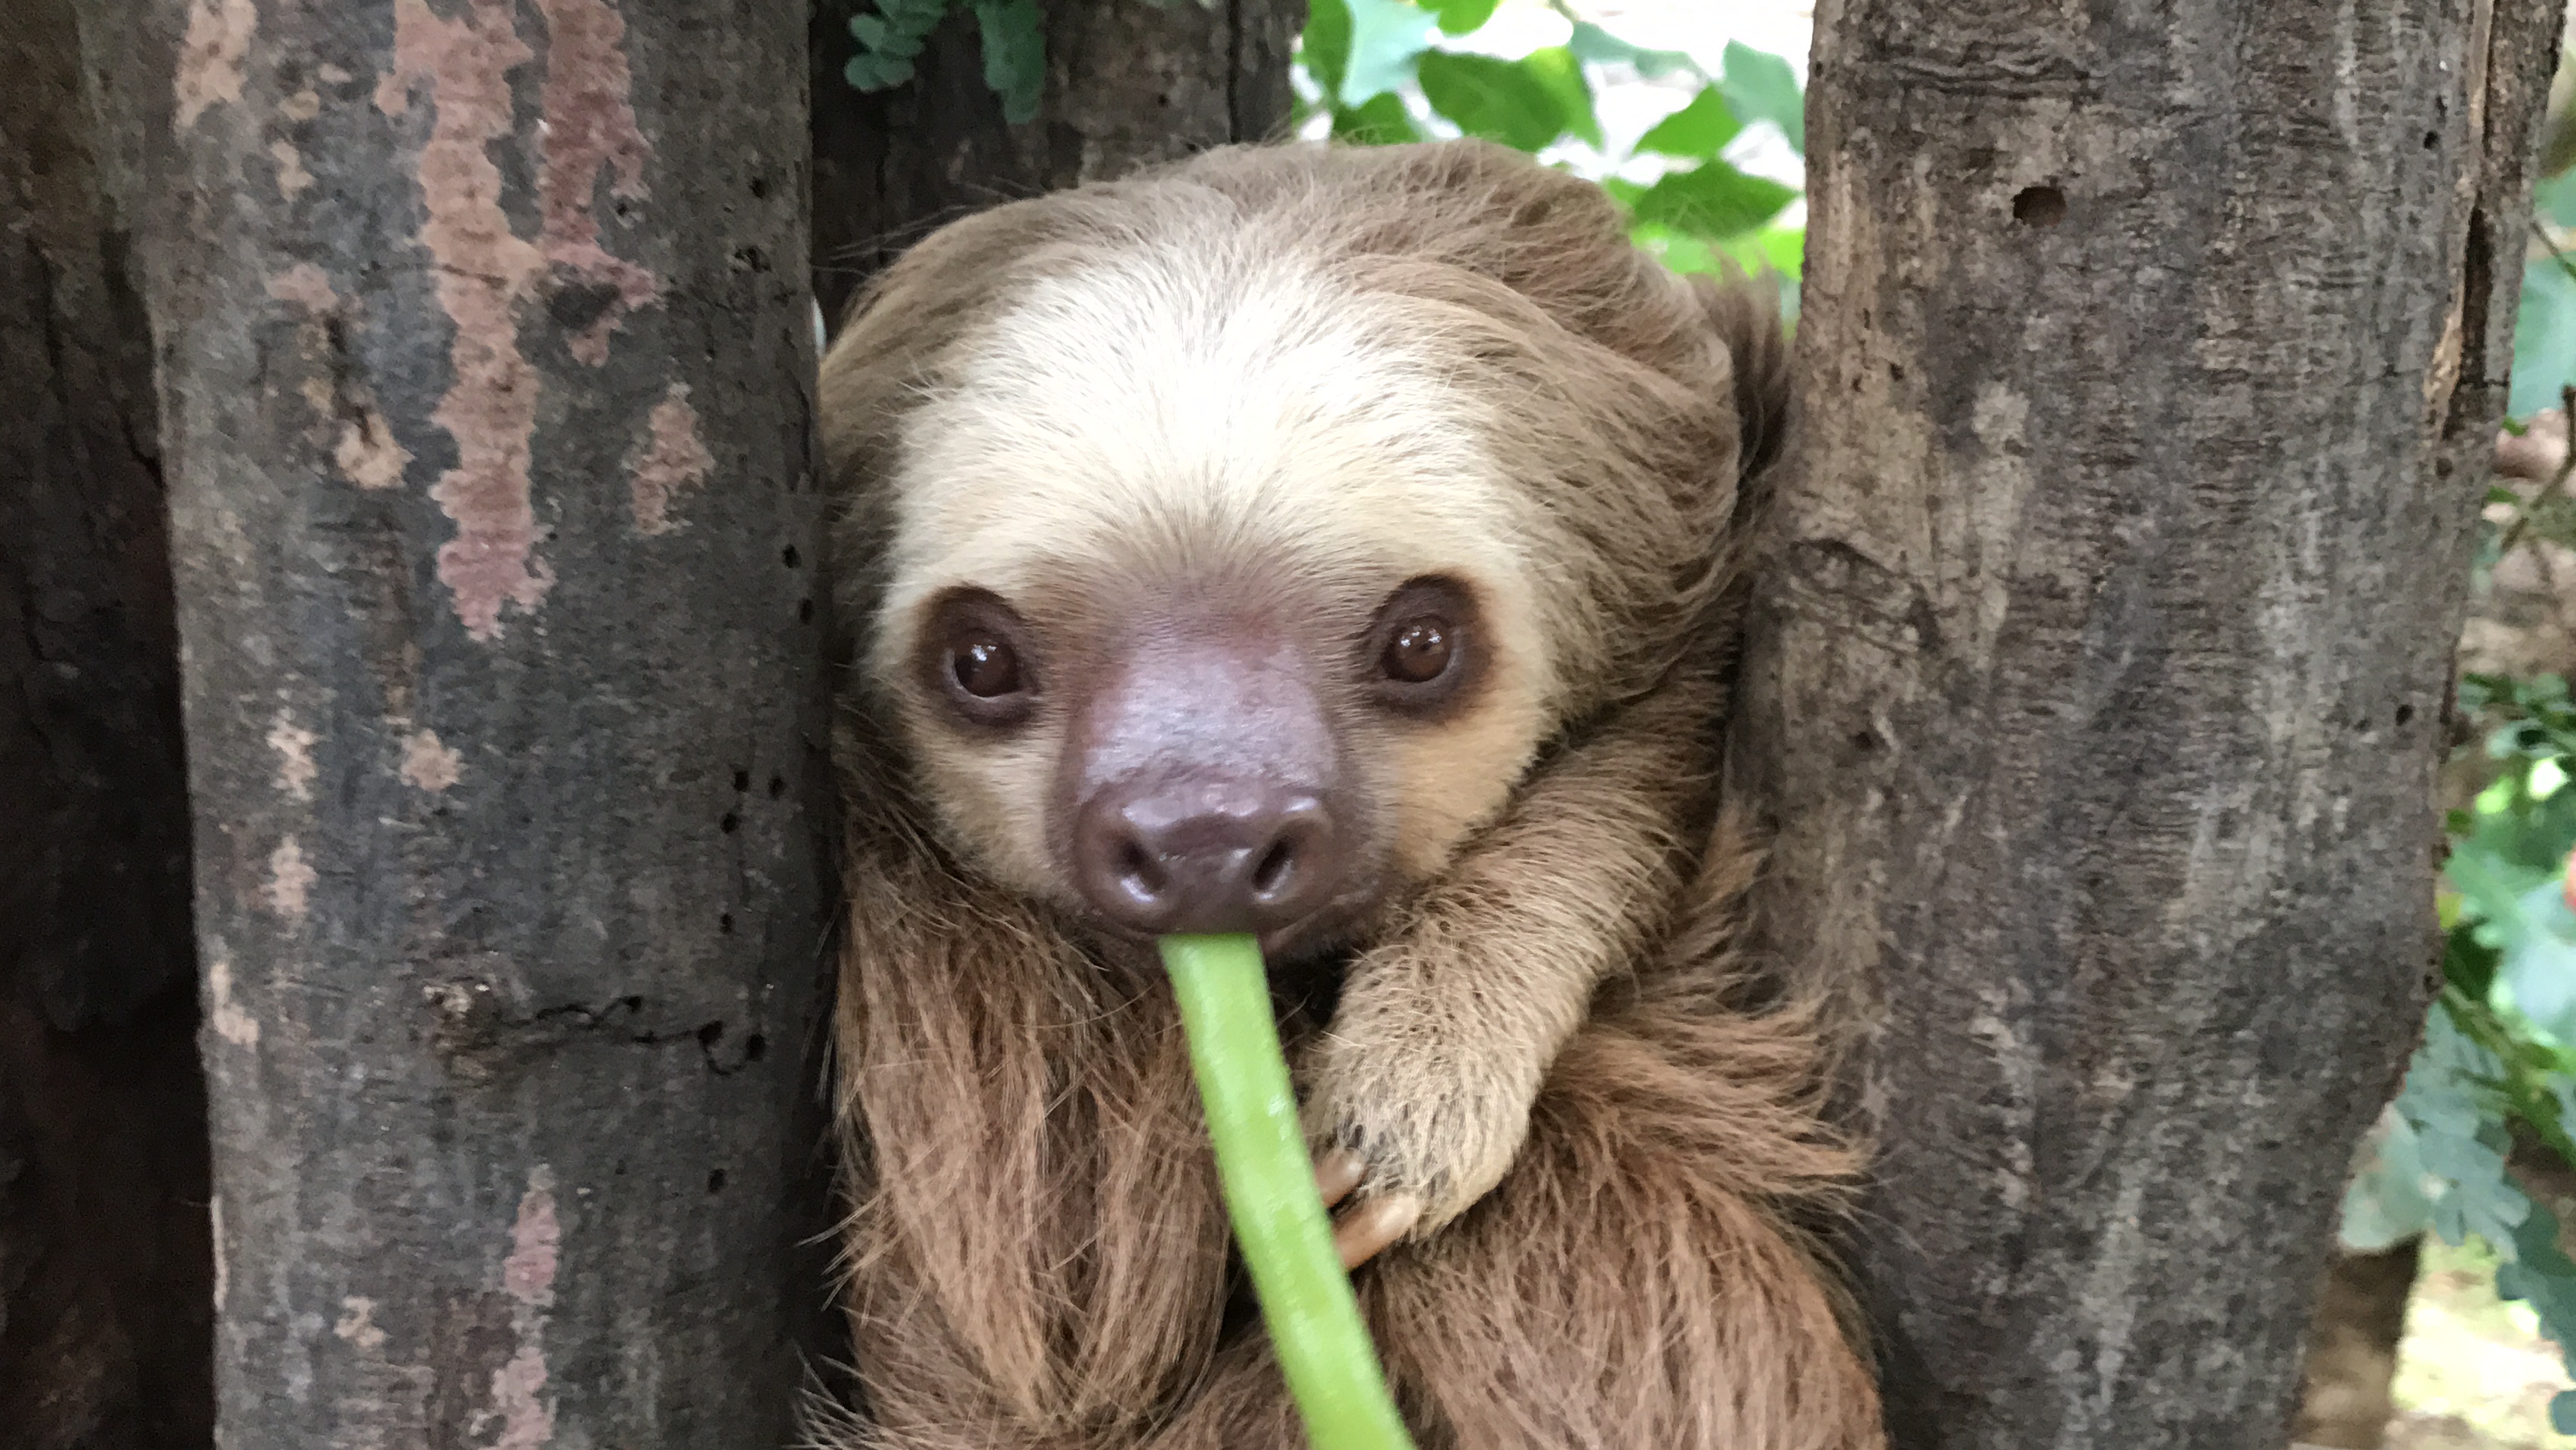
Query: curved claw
1332 1192 1422 1271
1314 1149 1368 1211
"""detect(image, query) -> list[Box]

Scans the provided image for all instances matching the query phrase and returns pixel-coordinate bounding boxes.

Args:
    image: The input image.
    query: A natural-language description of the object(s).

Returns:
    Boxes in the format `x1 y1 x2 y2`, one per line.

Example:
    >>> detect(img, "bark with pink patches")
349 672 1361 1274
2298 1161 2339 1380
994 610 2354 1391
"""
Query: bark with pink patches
627 383 713 535
532 0 659 367
172 0 252 128
379 0 552 642
132 0 831 1440
485 1171 561 1449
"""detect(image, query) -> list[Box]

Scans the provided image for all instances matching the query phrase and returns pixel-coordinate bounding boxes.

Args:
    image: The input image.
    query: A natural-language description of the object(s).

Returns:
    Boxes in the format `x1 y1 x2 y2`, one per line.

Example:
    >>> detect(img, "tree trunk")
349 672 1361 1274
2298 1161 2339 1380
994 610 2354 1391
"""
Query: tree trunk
0 0 208 1443
125 0 833 1443
1733 0 2564 1445
808 0 1305 327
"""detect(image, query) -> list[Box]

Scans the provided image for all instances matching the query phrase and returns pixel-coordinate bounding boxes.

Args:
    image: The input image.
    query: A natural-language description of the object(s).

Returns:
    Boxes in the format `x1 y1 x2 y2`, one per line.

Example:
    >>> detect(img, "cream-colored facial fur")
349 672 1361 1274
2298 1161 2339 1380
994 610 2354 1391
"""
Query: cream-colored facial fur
867 242 1568 901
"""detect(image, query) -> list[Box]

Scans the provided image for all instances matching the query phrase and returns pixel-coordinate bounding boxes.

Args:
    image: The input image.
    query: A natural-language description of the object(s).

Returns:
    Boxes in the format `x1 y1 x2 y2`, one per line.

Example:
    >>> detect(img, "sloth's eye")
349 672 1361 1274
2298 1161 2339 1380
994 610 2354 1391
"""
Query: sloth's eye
1365 577 1480 716
951 633 1023 697
1381 618 1453 683
920 589 1039 727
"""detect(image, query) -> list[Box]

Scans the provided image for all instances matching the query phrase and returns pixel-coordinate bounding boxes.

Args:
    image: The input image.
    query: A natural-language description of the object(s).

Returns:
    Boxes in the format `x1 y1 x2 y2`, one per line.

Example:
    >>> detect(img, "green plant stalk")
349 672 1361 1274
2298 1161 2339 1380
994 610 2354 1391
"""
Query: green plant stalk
1158 933 1416 1450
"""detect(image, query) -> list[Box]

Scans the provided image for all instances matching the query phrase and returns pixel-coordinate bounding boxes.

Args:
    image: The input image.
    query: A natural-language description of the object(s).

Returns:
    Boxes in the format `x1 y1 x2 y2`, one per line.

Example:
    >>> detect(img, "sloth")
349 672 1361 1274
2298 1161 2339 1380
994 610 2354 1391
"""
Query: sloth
815 139 1884 1450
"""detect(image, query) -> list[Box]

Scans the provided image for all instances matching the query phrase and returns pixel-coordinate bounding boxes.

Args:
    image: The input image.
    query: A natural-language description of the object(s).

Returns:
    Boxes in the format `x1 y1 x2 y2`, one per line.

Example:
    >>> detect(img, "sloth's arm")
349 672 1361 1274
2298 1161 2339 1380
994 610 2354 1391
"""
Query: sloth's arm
1302 665 1721 1259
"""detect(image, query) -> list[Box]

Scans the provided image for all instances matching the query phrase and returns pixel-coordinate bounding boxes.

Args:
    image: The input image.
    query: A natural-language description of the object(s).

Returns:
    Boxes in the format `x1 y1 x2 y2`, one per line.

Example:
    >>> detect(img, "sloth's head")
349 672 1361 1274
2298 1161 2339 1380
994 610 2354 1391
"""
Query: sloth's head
823 143 1754 961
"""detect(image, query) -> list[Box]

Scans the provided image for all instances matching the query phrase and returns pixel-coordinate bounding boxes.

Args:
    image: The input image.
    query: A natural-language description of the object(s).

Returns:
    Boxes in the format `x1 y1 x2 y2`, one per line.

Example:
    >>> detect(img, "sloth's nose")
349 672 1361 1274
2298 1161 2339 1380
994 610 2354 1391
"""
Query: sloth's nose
1071 776 1343 937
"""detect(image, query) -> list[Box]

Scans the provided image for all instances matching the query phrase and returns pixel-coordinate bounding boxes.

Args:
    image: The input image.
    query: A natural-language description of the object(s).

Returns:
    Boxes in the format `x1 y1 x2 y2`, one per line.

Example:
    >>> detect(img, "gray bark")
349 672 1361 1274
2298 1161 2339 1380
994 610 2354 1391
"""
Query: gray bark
125 0 834 1444
1733 0 2564 1445
809 0 1306 326
0 0 208 1442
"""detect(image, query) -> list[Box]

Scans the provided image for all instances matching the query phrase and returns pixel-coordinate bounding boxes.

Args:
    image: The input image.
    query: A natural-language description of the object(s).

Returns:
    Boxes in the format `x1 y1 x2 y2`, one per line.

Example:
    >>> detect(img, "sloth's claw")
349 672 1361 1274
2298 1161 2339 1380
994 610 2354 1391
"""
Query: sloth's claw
1314 1148 1368 1210
1333 1192 1423 1271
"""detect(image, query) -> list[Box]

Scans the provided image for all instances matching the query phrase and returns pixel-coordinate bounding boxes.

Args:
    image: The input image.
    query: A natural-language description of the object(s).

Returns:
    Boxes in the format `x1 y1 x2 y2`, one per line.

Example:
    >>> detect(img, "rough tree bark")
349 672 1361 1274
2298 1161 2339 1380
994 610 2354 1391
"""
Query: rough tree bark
808 0 1305 326
126 0 831 1443
1732 0 2564 1445
0 0 208 1444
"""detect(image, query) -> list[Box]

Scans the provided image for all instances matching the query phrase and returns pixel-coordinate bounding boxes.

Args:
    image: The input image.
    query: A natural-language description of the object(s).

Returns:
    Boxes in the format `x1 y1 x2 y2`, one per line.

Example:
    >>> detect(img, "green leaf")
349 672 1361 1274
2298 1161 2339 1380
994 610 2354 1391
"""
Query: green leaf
1641 229 1724 278
1331 91 1422 146
1709 224 1804 282
2446 923 2504 999
2396 1000 2531 1250
2542 170 2576 231
1718 41 1805 154
2516 256 2576 418
1422 0 1499 35
849 11 892 48
2337 1110 2438 1251
1301 0 1353 100
2501 877 2576 1043
1565 20 1699 79
1628 162 1797 239
972 0 1045 125
1519 48 1601 148
2494 1195 2576 1421
1416 51 1565 153
844 50 917 92
1341 0 1437 104
1749 224 1804 277
1635 87 1741 161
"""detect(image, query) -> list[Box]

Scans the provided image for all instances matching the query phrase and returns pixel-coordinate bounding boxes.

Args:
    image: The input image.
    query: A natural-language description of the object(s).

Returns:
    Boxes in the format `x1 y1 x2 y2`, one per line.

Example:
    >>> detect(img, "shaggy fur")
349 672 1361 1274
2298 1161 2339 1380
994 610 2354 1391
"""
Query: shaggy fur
817 140 1883 1450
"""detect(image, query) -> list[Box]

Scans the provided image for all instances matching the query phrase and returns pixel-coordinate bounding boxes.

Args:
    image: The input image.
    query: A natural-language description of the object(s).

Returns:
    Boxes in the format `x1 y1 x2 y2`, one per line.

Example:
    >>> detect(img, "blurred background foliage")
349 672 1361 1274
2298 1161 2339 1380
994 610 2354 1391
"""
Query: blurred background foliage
1290 0 1807 301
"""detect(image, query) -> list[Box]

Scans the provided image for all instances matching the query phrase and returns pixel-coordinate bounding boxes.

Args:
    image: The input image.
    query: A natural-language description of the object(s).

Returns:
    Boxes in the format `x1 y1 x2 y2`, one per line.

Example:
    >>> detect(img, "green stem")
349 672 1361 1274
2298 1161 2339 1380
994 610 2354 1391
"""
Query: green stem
1158 933 1416 1450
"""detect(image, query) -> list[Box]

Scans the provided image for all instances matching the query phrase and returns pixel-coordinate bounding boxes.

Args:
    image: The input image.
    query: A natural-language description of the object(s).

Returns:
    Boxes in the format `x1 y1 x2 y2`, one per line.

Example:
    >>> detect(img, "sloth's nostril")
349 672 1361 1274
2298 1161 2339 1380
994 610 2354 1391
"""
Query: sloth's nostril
1117 841 1163 900
1252 839 1295 897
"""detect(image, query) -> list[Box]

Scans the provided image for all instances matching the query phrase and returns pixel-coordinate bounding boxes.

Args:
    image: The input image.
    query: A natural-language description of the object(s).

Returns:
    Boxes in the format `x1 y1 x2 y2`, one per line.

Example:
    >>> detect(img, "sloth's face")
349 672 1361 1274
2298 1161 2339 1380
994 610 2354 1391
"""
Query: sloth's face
863 261 1571 961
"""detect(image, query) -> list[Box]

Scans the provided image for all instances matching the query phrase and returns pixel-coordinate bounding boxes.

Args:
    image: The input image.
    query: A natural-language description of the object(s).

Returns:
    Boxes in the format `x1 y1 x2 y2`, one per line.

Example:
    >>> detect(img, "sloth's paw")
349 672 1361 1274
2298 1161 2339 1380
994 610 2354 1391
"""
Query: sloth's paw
1299 1032 1541 1268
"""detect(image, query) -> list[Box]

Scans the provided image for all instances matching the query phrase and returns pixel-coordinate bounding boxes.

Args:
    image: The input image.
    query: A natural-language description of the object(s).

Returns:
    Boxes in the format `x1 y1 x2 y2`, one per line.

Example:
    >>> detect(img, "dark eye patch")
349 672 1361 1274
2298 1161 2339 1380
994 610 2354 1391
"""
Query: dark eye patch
1363 576 1481 717
917 589 1040 728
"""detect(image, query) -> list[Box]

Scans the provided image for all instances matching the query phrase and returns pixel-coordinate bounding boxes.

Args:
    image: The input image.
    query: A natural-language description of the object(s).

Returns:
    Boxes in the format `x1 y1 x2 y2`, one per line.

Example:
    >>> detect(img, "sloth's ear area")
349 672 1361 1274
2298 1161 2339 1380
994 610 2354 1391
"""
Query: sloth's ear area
818 193 1127 681
819 184 1153 503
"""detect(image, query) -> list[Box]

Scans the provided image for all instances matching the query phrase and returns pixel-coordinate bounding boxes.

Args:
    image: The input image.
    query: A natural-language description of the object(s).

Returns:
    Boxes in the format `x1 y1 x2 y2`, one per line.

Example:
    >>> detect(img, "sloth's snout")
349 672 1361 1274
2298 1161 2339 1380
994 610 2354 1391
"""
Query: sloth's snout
1072 776 1344 936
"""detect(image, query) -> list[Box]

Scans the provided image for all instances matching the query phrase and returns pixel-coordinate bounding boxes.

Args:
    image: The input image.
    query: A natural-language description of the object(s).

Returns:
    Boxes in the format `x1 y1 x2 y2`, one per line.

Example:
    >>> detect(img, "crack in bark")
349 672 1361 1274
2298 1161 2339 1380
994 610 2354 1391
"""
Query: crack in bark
425 983 760 1075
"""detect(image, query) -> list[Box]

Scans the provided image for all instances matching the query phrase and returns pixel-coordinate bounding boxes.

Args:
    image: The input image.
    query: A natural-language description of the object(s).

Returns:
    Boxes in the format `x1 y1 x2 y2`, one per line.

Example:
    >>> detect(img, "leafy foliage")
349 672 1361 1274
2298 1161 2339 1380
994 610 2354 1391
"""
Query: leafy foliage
843 0 952 98
2356 669 2576 1428
1415 49 1592 151
972 0 1046 124
2519 171 2576 418
842 0 1214 125
2372 992 2576 1432
839 0 1811 295
1293 0 1807 298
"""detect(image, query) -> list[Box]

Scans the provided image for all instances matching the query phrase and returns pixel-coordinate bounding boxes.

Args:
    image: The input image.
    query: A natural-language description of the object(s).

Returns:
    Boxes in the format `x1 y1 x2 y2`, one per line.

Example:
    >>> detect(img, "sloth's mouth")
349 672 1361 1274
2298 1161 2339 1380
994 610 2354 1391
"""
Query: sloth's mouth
1071 884 1382 999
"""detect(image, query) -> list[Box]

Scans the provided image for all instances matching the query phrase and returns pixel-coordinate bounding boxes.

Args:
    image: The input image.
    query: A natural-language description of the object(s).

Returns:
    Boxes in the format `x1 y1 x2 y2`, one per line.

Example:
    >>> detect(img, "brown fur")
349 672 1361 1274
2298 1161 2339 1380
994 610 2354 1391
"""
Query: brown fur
818 140 1884 1450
